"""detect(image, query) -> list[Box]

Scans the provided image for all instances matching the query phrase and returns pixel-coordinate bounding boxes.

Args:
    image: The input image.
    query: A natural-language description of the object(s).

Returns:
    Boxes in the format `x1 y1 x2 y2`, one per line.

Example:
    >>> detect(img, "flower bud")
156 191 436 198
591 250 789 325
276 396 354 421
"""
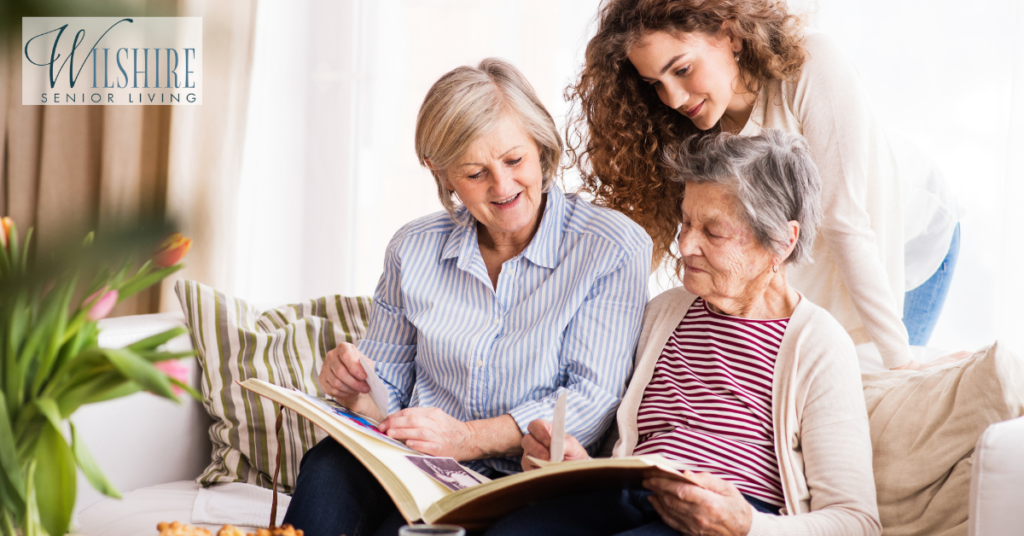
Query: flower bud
86 289 119 321
154 233 192 268
155 359 190 396
0 217 13 250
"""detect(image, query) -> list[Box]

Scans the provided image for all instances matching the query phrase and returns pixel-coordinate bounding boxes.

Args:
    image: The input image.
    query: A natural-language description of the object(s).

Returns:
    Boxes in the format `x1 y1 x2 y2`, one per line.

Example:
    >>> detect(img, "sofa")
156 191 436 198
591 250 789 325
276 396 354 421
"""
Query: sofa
71 311 1024 536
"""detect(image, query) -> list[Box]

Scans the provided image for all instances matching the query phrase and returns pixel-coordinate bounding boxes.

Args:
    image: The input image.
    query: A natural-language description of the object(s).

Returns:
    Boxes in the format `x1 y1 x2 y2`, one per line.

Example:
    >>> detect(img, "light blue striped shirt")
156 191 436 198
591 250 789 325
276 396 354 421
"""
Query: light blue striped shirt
358 187 652 475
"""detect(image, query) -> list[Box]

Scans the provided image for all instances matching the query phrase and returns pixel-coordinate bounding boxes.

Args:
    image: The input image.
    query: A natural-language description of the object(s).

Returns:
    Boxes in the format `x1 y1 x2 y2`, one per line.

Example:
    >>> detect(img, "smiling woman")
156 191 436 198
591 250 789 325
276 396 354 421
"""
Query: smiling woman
282 58 653 536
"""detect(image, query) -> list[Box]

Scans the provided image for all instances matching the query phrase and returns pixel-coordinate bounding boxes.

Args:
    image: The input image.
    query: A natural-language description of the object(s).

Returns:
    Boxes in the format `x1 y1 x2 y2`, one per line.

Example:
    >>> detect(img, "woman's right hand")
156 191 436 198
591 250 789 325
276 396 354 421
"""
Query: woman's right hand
319 342 372 407
520 419 589 471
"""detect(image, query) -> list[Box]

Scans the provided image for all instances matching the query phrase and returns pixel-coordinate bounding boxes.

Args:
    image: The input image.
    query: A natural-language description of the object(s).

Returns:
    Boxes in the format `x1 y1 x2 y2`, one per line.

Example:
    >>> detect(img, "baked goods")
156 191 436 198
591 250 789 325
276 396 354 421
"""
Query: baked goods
157 522 304 536
157 521 212 536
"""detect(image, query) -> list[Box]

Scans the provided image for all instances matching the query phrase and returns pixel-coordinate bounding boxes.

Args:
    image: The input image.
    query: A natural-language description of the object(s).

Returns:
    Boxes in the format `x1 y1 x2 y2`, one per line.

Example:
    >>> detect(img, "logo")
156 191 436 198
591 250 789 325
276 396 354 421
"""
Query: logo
22 17 203 105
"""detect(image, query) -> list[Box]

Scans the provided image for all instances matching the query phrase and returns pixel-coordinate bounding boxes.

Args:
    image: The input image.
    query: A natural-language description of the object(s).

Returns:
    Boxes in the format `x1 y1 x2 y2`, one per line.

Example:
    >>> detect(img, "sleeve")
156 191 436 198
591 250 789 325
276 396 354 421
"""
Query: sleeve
748 317 882 536
356 236 418 414
507 237 653 450
792 34 913 368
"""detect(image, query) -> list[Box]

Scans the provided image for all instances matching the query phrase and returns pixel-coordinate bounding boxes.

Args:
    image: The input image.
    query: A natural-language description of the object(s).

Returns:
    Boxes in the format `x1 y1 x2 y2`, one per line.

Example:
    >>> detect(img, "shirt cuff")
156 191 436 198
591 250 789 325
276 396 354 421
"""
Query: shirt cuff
880 344 914 369
507 399 551 435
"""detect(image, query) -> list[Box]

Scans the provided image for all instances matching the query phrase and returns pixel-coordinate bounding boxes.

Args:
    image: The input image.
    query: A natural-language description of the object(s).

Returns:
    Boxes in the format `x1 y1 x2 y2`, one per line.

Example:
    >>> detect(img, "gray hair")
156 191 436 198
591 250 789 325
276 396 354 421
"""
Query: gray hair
668 130 823 265
415 58 563 218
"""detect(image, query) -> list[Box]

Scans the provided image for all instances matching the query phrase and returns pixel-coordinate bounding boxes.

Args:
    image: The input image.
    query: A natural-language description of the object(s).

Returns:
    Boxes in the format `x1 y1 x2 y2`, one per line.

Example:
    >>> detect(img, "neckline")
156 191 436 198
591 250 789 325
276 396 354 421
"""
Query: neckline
698 297 790 323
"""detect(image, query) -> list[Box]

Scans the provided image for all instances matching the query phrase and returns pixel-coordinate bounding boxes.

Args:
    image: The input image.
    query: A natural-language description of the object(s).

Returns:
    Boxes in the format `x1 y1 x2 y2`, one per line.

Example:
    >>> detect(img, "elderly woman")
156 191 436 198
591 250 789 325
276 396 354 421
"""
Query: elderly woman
283 59 653 536
486 130 881 536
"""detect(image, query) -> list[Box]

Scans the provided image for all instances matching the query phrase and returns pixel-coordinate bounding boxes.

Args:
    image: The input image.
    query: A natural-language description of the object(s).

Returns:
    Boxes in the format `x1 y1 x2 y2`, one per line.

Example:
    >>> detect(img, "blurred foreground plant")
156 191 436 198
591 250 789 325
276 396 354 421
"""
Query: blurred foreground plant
0 217 197 536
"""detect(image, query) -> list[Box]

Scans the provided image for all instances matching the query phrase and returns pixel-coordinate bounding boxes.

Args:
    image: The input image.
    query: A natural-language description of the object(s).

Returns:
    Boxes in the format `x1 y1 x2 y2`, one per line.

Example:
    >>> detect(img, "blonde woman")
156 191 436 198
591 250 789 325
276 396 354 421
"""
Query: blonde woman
283 59 653 536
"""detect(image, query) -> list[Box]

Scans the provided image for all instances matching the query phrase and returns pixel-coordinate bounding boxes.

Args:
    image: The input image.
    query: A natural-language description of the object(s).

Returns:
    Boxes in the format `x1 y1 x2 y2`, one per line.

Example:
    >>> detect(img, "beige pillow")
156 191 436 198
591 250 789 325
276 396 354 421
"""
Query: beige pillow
862 341 1024 536
175 280 372 493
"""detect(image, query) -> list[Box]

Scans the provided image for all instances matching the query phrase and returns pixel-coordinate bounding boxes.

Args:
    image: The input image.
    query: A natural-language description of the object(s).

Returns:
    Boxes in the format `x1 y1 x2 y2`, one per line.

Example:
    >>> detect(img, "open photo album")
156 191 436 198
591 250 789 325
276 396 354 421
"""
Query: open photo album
239 379 695 529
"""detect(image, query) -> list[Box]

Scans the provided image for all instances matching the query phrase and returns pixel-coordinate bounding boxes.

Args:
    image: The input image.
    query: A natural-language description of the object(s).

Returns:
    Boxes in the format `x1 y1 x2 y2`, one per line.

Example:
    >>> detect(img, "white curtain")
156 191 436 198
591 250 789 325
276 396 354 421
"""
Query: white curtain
237 0 1024 352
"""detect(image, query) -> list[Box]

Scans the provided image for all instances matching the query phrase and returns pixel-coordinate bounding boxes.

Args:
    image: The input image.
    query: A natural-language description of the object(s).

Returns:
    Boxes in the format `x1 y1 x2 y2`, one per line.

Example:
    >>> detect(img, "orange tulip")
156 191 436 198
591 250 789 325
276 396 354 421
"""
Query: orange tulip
0 217 13 250
154 233 192 268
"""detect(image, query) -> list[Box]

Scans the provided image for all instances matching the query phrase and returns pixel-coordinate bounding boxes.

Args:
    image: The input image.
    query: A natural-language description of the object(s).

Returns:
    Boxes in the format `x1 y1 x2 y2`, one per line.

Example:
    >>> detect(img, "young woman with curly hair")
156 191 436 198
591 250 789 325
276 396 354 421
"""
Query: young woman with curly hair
567 0 962 371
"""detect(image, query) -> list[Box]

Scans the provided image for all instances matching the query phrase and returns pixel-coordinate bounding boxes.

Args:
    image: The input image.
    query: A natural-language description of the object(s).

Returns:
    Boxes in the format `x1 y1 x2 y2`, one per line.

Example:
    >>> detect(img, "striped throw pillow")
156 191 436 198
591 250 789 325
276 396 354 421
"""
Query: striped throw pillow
175 279 371 493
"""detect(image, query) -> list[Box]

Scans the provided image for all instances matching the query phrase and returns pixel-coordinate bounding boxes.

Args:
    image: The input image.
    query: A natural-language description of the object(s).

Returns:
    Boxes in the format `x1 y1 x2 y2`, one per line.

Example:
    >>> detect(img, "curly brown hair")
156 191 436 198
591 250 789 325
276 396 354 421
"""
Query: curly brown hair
566 0 807 270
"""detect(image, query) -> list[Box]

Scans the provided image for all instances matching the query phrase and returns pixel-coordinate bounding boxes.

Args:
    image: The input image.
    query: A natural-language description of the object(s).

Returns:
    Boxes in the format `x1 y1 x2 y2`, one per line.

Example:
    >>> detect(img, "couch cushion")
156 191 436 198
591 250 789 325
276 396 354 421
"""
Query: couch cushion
175 280 371 493
862 341 1024 535
75 481 265 536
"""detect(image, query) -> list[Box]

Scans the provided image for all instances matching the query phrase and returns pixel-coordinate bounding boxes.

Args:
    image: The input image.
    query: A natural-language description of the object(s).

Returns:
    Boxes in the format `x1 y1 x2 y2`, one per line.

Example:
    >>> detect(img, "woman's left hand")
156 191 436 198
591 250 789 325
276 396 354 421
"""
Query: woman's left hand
379 407 477 460
643 471 753 536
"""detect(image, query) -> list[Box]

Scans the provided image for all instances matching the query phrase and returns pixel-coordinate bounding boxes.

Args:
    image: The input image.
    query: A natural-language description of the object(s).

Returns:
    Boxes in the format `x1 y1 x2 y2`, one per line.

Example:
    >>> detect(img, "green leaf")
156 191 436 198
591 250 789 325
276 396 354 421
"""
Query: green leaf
125 326 189 352
54 370 126 417
78 381 142 407
0 395 26 511
20 227 33 273
103 348 177 400
8 220 20 271
169 376 203 402
24 460 49 536
33 398 62 430
138 350 196 362
34 422 75 536
116 264 183 300
70 421 121 499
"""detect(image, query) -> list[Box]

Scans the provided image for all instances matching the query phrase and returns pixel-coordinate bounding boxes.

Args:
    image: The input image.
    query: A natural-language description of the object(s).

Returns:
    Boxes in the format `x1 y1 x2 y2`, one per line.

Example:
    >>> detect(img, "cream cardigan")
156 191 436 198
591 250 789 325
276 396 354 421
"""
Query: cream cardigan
611 287 881 536
738 31 912 368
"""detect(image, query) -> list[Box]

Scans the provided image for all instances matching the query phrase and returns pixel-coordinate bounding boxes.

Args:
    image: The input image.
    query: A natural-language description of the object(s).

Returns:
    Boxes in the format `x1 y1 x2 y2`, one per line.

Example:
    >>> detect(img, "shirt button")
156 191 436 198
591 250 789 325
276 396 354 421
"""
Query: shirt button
476 360 484 368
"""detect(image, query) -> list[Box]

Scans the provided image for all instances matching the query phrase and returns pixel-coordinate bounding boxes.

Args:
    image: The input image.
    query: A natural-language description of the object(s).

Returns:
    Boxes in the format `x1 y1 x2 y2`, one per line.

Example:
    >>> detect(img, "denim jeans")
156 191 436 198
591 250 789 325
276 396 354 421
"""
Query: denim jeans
483 488 778 536
283 437 407 536
903 223 961 346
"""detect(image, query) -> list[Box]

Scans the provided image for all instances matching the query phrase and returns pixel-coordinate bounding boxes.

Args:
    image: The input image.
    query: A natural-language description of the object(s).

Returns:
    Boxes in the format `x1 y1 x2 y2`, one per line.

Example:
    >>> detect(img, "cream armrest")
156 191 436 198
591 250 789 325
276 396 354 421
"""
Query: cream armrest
969 416 1024 536
73 312 212 517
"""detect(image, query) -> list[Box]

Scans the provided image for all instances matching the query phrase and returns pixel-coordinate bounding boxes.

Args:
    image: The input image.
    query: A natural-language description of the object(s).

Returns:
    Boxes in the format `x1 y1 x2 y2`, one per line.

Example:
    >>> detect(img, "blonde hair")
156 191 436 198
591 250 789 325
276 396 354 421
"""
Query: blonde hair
415 58 563 218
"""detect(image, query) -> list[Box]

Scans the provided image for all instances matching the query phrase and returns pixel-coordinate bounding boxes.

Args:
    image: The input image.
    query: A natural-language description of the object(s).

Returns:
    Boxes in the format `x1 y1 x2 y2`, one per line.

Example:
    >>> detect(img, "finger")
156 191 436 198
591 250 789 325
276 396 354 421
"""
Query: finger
685 470 738 496
521 434 551 462
337 345 368 381
405 439 442 456
644 478 701 504
526 419 553 448
647 495 690 534
331 358 370 394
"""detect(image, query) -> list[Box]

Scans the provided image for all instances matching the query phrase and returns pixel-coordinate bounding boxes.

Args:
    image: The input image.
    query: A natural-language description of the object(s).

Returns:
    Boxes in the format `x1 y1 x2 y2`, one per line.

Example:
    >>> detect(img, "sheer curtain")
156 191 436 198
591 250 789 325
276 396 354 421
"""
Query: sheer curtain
238 0 1024 352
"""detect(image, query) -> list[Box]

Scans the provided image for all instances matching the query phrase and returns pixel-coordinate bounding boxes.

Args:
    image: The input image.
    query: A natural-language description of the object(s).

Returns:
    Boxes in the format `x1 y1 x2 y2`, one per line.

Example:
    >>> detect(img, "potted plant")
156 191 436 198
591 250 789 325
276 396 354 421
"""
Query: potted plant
0 217 198 536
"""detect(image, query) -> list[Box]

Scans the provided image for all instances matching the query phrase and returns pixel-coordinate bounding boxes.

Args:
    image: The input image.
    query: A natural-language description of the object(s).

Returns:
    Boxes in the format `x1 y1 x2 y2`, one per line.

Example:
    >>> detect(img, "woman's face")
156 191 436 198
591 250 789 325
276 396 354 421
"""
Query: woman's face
443 115 544 243
627 29 746 131
678 182 775 304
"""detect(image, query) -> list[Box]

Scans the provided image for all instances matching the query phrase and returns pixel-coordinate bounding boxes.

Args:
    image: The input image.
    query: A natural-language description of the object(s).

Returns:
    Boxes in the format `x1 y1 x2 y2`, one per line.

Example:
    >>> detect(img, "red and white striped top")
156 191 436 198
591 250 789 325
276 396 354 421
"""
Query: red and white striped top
633 297 788 506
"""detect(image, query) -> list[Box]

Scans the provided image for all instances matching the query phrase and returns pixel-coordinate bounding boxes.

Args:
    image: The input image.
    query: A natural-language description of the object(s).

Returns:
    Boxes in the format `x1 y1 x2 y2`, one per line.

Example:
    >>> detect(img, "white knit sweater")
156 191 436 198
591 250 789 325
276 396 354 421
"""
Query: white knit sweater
739 31 913 368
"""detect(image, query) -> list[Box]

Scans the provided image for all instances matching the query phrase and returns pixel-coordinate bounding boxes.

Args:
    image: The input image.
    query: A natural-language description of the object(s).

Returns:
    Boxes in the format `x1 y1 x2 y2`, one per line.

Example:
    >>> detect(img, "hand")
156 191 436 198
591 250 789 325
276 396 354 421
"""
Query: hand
644 471 752 536
379 407 477 460
890 350 973 371
319 342 371 407
520 419 589 471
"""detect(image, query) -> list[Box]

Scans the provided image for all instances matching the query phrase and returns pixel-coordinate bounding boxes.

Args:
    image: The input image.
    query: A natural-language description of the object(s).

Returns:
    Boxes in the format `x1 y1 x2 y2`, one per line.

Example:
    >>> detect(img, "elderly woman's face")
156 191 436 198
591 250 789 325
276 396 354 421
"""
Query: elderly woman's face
678 182 774 302
444 115 544 242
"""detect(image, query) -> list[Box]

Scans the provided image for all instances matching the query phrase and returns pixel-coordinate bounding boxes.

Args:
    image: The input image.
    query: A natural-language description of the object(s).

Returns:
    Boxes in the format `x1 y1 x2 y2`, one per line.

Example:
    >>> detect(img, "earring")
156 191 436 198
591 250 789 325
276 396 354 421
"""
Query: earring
772 263 778 273
734 52 740 62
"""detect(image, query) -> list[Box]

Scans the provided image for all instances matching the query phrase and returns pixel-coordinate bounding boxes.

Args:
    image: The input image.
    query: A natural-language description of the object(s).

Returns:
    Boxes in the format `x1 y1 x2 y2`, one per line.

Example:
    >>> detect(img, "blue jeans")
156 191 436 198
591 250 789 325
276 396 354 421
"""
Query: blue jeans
903 223 961 346
484 488 778 536
283 437 407 536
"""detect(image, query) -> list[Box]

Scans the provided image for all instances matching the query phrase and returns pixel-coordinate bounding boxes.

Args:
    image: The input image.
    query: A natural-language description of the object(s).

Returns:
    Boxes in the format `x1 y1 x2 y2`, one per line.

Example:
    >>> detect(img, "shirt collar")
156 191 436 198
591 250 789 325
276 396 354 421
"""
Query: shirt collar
439 187 566 270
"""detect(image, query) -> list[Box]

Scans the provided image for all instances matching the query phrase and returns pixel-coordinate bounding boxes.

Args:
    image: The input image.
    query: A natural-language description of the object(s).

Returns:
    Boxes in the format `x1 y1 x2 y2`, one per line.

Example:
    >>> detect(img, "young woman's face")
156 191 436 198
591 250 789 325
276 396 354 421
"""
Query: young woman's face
627 29 746 131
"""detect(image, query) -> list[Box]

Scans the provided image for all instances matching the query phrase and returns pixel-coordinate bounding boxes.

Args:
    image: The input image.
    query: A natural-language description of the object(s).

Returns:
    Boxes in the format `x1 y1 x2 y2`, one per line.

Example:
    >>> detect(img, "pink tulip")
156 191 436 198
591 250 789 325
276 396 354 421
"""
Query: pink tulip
155 359 190 395
86 289 119 321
